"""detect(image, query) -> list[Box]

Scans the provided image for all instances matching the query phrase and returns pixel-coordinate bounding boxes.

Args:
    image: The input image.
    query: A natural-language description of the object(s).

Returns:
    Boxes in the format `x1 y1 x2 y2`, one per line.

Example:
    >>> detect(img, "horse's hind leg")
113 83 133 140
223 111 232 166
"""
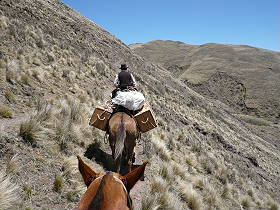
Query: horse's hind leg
127 152 135 172
128 159 132 172
126 143 136 172
132 152 135 163
114 154 122 173
121 148 132 172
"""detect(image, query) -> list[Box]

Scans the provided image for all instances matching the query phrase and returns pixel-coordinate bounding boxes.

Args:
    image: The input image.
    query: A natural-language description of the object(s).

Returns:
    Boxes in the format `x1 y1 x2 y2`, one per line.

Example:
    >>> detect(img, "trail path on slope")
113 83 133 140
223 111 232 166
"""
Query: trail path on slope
129 140 150 210
100 137 150 210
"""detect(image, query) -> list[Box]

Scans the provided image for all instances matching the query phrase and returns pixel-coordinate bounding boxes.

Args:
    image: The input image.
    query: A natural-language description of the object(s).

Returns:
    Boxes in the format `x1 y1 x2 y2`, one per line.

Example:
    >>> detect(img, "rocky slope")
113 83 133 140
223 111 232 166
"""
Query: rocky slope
130 40 280 122
0 1 279 210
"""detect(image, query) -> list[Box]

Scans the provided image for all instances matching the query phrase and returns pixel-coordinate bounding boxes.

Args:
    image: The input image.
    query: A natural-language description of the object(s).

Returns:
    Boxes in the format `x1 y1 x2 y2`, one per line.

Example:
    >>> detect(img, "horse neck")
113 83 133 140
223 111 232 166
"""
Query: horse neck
79 172 130 210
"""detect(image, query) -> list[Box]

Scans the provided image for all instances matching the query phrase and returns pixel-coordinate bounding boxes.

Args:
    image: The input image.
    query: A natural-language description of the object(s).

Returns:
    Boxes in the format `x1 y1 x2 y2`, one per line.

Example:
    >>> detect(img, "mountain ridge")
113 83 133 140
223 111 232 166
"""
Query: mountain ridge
130 40 280 122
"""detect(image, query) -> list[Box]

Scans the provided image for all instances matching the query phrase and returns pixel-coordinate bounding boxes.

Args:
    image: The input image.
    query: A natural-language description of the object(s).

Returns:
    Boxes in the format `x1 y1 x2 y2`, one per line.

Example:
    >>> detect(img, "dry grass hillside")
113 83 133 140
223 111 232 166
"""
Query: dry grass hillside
0 0 279 210
130 40 280 122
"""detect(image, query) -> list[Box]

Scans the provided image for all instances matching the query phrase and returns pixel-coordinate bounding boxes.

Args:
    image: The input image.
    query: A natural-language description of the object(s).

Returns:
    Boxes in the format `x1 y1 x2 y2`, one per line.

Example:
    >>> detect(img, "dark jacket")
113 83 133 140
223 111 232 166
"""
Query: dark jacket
114 70 137 89
118 71 133 88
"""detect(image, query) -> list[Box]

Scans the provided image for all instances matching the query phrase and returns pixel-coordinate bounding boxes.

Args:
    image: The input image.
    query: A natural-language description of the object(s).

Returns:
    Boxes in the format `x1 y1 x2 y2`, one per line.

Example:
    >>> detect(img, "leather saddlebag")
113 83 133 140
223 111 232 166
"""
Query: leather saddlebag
89 107 111 131
135 105 157 133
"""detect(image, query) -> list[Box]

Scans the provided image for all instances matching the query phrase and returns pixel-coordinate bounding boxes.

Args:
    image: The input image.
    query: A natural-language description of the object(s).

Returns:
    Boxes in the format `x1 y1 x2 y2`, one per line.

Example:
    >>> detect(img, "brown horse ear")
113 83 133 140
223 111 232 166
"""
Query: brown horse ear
77 156 99 187
122 161 148 192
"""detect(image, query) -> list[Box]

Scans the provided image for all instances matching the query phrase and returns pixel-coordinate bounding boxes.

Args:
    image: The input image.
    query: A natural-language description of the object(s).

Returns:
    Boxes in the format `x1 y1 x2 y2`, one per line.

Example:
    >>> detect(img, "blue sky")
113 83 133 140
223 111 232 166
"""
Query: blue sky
61 0 279 51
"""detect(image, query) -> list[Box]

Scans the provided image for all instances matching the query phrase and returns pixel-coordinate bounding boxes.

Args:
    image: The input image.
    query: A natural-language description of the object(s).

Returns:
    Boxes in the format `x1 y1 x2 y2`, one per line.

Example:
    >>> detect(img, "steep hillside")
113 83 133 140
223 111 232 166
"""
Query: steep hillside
130 40 280 122
0 1 279 210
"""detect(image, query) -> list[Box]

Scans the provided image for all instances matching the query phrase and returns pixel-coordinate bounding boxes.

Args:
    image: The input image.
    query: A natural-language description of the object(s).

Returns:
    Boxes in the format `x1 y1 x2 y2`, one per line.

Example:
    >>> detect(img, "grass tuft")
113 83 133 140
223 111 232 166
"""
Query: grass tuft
5 155 19 174
199 155 216 174
0 15 8 29
53 176 63 192
0 170 19 209
221 183 233 199
20 74 32 85
159 162 173 181
19 118 45 146
191 176 207 190
215 165 229 184
4 91 16 103
241 197 252 210
150 176 169 193
66 191 80 202
0 106 13 118
172 162 187 179
180 183 203 210
19 101 53 146
204 185 219 209
157 191 184 210
151 135 171 161
141 195 160 210
266 200 279 210
23 184 32 200
247 188 255 198
185 153 198 168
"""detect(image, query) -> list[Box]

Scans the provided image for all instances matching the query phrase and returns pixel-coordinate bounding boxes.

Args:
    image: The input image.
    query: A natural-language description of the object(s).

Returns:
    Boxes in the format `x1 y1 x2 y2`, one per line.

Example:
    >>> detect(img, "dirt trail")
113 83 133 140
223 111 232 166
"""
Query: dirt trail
129 140 150 210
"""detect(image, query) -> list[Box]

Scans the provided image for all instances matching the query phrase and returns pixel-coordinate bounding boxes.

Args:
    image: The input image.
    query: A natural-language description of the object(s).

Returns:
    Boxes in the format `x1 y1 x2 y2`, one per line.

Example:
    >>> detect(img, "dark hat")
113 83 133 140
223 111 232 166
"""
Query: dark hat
119 64 128 70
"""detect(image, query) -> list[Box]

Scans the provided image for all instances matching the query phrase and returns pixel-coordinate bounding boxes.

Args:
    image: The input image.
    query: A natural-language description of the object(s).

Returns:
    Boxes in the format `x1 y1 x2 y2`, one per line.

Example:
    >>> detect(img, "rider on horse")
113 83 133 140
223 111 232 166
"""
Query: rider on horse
112 64 137 99
89 64 155 172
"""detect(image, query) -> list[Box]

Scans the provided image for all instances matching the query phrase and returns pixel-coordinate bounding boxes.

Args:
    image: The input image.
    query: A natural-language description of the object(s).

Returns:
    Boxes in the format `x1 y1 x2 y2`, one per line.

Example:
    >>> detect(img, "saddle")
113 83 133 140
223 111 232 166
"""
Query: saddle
111 86 137 98
112 104 142 117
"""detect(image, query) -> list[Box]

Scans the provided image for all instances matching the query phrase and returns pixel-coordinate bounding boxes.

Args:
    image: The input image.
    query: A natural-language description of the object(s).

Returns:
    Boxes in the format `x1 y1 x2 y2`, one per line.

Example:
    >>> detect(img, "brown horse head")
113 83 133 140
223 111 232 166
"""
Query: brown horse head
108 112 139 172
77 156 148 210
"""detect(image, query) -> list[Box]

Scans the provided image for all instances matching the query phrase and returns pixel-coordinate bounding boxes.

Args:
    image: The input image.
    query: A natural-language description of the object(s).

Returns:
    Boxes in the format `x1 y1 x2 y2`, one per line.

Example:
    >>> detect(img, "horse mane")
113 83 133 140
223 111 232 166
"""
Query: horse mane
87 172 132 210
114 113 126 160
88 172 110 210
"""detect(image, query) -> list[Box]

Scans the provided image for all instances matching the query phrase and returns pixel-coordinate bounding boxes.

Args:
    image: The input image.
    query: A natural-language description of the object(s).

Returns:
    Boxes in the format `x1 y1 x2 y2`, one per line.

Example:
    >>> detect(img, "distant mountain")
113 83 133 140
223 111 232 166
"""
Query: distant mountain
0 1 279 210
130 40 280 121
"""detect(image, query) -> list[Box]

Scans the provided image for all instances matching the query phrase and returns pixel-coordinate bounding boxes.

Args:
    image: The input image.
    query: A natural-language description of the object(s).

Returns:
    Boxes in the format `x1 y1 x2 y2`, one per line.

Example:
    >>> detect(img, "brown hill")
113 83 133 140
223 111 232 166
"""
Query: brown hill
130 40 280 121
0 1 279 210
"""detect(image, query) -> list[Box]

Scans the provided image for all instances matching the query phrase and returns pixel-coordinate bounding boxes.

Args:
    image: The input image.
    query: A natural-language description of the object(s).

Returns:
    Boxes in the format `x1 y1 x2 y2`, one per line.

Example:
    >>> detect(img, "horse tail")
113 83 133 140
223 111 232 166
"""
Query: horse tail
114 114 126 160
